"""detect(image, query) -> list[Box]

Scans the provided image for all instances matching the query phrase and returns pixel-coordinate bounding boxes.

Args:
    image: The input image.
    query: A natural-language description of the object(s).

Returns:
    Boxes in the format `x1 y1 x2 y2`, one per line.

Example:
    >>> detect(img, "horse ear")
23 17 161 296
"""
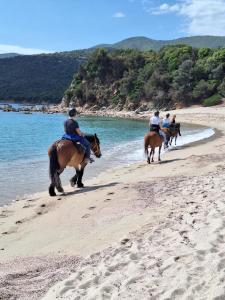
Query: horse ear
94 133 97 137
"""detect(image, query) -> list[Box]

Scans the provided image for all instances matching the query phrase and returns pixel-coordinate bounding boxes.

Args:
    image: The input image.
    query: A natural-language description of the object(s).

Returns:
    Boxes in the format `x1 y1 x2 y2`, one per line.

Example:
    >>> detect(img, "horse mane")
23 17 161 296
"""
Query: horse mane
85 134 100 144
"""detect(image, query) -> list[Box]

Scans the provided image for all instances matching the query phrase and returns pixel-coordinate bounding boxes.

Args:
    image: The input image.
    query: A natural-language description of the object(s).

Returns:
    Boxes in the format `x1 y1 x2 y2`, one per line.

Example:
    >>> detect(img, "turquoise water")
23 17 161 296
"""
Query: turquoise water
0 110 214 205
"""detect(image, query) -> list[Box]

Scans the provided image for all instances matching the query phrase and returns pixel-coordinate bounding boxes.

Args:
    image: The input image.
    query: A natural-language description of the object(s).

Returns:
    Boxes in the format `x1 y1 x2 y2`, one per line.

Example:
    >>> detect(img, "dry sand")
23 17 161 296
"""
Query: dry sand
1 106 225 299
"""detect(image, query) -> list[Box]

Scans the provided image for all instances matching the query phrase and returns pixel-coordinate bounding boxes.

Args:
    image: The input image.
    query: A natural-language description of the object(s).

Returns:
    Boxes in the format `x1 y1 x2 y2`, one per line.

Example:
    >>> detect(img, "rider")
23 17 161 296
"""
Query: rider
162 113 171 128
62 108 94 163
171 114 181 136
162 113 171 146
149 111 168 149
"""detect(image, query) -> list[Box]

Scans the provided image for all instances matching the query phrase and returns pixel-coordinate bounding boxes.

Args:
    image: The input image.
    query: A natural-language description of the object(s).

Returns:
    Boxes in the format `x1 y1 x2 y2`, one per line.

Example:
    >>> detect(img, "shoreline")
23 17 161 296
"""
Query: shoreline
0 120 215 208
1 106 225 299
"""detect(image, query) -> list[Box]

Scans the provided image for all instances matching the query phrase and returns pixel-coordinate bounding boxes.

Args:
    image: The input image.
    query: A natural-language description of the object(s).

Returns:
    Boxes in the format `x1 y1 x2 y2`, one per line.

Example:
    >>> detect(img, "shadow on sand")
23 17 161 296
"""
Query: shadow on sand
159 158 185 164
64 182 119 196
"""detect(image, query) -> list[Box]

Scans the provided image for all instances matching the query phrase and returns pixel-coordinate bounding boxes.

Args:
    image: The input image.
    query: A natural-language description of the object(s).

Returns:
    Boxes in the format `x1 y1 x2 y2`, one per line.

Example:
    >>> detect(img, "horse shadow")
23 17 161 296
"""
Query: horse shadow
64 182 119 196
159 158 185 164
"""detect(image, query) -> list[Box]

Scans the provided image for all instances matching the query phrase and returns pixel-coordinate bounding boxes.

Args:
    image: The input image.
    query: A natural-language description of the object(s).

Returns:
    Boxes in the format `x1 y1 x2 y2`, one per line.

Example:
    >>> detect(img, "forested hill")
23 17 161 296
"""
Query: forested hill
94 36 225 51
1 35 225 104
63 46 225 110
0 51 89 103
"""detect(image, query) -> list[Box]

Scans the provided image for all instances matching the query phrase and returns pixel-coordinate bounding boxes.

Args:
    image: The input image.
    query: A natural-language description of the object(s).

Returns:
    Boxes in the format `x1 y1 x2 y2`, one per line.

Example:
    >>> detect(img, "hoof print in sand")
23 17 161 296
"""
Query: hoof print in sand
104 198 111 202
88 206 96 210
82 214 90 219
121 238 130 245
15 220 23 224
107 192 114 195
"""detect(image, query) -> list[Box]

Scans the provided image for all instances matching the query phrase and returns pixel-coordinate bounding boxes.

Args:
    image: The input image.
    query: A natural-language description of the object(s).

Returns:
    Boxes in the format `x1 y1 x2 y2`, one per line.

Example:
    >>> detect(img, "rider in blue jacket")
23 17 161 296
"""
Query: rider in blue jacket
62 108 94 163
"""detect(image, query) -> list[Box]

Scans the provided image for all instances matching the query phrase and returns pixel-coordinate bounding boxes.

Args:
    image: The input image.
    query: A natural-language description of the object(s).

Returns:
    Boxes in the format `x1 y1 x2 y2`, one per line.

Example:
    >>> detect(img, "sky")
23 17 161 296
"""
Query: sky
0 0 225 54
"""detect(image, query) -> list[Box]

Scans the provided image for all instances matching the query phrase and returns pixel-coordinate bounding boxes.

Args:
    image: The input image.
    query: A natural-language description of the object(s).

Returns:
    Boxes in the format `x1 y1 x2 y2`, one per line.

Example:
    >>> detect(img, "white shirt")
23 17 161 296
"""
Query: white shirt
150 116 161 126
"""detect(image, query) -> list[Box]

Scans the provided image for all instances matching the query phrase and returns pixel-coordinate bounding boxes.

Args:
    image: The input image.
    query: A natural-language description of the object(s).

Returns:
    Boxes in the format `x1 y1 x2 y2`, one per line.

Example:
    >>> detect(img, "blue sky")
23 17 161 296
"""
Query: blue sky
0 0 225 54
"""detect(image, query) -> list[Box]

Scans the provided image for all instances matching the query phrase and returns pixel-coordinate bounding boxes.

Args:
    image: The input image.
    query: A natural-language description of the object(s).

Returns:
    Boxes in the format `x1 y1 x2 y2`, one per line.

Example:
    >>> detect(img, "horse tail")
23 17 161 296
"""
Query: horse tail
49 144 60 185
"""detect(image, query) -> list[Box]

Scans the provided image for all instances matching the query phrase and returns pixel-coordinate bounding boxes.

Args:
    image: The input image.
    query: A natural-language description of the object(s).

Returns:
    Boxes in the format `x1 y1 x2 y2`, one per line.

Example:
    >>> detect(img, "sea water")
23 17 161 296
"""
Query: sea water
0 110 214 205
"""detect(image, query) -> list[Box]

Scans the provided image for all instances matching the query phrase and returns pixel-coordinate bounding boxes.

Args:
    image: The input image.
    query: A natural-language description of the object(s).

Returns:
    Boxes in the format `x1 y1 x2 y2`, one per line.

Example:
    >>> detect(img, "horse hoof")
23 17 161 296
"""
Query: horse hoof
147 159 150 164
70 179 75 187
57 186 64 193
77 183 84 188
49 186 56 197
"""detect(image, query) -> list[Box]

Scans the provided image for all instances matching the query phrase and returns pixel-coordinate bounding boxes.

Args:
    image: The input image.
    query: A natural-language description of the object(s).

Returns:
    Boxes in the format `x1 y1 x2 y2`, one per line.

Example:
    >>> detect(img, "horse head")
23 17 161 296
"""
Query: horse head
86 134 102 158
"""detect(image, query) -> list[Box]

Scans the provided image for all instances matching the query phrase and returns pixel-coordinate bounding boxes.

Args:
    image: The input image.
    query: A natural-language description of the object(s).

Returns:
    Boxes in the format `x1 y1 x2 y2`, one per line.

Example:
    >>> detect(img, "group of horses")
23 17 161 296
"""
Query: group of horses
144 124 181 164
48 124 181 196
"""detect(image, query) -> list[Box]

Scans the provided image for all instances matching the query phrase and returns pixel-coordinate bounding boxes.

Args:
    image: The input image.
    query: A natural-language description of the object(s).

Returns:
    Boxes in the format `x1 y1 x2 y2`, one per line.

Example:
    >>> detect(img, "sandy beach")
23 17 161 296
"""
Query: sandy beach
1 105 225 300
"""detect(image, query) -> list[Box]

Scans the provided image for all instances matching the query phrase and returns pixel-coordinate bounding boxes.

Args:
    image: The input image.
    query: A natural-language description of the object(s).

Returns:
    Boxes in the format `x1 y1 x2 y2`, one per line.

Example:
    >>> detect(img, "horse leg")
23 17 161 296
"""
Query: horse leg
48 145 63 196
158 146 162 162
49 183 56 197
70 169 77 187
175 135 177 146
76 168 85 188
147 148 151 164
55 169 64 193
151 149 155 163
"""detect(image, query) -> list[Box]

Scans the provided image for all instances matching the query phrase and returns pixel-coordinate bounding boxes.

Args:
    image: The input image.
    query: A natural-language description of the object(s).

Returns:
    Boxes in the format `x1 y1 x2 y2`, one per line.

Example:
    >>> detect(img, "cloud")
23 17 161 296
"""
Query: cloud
0 44 53 55
152 3 180 15
113 11 126 18
146 0 225 36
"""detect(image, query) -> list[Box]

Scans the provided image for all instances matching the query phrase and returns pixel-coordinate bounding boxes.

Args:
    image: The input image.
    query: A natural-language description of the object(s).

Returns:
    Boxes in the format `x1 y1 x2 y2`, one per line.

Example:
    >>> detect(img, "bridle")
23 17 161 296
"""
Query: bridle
91 135 101 156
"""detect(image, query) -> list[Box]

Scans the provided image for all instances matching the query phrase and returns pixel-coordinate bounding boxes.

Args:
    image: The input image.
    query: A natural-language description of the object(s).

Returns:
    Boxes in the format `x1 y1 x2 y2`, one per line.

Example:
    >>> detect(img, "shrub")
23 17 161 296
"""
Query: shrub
202 94 222 106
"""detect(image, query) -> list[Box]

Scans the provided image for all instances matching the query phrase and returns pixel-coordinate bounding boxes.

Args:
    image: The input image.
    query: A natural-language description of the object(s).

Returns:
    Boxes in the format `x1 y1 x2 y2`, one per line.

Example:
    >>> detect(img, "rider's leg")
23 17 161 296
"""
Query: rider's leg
159 130 168 148
80 137 94 163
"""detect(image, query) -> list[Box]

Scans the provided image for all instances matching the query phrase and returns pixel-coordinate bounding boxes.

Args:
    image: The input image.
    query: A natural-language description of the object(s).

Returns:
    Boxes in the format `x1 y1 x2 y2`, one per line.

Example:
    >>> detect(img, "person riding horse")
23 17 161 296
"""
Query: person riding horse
162 113 171 147
149 111 168 149
62 108 94 163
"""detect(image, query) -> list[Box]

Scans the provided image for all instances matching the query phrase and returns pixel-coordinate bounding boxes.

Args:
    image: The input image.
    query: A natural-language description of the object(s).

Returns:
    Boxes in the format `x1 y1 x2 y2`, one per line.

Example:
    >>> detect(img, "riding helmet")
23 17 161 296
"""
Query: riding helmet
68 108 77 117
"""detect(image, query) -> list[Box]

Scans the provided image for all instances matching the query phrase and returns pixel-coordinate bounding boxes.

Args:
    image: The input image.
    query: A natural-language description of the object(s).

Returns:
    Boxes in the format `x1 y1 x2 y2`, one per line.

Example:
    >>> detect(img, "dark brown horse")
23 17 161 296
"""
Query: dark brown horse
48 134 101 196
169 124 181 146
144 132 163 164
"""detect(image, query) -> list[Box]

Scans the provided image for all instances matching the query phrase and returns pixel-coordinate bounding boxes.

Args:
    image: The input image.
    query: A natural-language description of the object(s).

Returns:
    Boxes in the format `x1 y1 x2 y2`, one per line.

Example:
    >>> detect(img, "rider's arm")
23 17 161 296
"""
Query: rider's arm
76 127 85 137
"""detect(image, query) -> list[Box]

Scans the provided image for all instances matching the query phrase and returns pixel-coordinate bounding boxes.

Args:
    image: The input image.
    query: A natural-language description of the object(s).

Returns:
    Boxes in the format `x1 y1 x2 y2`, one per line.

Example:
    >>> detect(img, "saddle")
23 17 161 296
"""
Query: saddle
150 124 160 133
61 137 85 154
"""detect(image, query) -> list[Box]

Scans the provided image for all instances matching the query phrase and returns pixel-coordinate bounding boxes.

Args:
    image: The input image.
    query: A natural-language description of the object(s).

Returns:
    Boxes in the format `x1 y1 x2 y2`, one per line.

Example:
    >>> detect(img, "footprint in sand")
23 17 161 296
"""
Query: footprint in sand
0 213 8 218
104 199 111 202
82 214 90 219
107 192 114 195
88 206 96 210
2 228 16 235
22 205 31 209
15 220 23 224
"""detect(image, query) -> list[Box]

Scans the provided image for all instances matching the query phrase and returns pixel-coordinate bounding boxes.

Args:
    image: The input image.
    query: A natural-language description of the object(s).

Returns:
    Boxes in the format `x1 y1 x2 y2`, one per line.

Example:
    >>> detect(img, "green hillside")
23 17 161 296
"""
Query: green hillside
1 35 225 104
63 46 225 110
0 52 89 103
94 36 225 51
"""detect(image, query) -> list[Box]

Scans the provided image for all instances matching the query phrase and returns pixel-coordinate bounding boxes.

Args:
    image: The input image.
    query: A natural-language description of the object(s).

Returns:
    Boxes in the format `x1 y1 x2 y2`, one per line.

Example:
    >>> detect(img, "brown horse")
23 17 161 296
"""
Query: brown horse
48 134 101 196
144 132 163 164
169 124 181 146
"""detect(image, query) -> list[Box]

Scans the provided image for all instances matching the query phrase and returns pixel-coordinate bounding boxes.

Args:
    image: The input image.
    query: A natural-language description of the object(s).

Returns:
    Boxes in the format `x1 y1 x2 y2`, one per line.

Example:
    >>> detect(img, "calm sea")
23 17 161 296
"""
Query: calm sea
0 108 214 206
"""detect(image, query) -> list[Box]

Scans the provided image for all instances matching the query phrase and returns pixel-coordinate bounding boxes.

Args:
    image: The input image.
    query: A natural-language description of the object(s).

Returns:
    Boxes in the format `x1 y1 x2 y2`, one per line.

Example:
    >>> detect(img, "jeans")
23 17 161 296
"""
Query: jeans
79 137 91 158
159 130 167 144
